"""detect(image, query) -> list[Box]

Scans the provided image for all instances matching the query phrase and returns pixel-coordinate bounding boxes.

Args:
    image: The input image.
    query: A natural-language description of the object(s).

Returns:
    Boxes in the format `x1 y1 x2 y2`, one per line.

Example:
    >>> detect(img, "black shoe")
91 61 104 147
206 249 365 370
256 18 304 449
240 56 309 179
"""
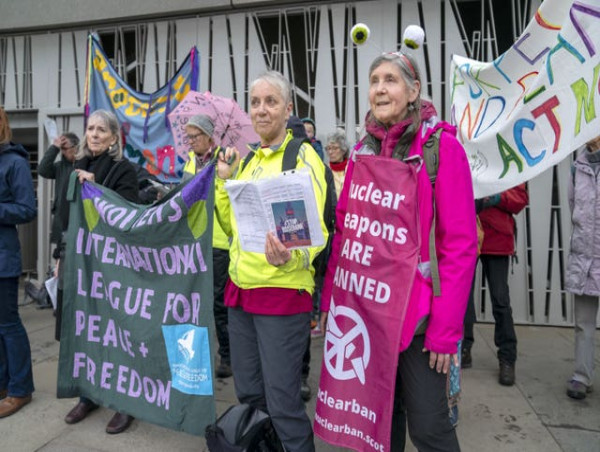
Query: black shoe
216 362 232 378
461 348 472 369
300 378 311 401
499 361 515 386
105 412 134 434
64 401 99 424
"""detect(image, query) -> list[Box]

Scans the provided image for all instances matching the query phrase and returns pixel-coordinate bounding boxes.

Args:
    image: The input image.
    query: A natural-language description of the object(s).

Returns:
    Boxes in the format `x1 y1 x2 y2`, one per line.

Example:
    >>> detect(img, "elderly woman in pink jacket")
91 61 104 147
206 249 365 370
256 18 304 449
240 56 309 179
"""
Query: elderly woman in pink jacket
320 50 477 451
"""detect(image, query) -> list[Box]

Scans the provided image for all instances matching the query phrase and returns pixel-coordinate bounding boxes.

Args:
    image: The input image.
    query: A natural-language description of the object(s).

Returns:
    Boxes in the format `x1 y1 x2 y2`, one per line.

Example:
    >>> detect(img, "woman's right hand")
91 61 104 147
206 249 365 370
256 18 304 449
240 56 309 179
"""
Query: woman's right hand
75 169 95 184
217 147 240 179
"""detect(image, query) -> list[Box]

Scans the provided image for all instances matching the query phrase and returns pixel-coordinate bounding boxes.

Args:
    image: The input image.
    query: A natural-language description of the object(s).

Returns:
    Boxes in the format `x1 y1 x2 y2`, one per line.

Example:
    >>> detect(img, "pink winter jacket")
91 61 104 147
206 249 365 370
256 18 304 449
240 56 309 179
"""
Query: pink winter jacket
321 120 478 354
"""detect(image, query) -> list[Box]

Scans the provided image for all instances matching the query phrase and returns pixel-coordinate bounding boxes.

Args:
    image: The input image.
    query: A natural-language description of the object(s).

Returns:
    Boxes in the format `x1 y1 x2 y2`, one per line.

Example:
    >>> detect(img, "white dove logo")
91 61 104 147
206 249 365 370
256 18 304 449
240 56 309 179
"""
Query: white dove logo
177 329 196 362
324 301 371 384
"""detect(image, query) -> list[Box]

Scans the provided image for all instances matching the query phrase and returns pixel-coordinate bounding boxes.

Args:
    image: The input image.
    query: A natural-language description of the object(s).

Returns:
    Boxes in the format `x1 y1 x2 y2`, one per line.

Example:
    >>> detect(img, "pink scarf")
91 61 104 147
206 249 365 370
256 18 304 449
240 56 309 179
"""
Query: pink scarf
365 100 437 158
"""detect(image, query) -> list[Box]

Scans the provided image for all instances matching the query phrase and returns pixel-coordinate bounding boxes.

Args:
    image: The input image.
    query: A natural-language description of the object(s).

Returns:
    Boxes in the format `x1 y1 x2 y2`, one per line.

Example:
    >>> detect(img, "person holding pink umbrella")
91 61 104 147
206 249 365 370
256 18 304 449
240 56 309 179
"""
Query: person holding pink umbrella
182 114 232 379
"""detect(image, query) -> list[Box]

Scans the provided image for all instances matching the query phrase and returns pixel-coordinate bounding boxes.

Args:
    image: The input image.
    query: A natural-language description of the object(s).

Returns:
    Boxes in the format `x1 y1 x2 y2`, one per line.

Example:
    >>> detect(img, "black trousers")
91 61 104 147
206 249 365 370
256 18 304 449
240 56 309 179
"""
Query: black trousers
480 255 517 363
213 248 231 365
391 335 460 452
462 274 477 351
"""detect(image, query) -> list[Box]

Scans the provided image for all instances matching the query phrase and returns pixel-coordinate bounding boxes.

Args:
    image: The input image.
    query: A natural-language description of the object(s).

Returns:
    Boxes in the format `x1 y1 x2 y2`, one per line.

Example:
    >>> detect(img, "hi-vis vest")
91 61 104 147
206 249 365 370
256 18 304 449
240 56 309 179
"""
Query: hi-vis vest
183 149 230 250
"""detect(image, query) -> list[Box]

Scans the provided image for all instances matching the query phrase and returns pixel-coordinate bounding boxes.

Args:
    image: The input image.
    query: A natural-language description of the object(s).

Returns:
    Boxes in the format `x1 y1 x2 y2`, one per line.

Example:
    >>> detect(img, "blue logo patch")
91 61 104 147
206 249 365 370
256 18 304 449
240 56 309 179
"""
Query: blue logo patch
162 325 213 395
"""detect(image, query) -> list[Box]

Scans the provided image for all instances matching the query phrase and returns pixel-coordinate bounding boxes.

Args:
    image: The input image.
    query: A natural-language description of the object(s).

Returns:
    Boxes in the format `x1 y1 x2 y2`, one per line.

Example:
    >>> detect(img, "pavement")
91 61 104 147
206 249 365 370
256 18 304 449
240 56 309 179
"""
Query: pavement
2 286 599 452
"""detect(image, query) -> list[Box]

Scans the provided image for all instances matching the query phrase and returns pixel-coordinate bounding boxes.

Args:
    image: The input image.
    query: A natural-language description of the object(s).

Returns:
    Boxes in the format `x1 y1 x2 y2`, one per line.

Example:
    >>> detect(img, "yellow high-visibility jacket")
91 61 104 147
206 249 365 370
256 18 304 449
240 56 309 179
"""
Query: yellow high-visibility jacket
215 130 328 293
183 148 230 250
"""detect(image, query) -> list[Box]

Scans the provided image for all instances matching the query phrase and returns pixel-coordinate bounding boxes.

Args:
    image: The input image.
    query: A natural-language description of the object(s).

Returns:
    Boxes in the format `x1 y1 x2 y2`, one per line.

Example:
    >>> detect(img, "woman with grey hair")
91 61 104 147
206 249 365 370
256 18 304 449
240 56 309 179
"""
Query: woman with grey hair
325 130 350 197
321 49 477 451
216 70 328 452
58 109 139 434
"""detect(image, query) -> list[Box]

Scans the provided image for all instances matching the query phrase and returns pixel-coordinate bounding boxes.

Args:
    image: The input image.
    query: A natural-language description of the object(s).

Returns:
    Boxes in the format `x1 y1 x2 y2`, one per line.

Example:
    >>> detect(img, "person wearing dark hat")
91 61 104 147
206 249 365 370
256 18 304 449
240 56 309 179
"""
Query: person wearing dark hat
285 115 315 402
287 115 308 141
182 114 233 379
301 117 324 161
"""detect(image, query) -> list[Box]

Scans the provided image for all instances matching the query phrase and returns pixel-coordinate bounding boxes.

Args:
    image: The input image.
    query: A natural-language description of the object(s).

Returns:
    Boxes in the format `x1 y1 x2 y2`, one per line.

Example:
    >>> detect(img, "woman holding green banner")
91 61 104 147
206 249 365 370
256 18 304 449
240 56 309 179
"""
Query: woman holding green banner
57 109 139 434
215 71 328 452
318 42 478 451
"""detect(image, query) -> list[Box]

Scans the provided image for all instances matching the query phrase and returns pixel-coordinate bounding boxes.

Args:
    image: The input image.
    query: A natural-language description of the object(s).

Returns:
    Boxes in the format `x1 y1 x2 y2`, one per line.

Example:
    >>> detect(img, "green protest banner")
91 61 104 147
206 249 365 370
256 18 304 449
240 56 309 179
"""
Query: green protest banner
57 164 216 435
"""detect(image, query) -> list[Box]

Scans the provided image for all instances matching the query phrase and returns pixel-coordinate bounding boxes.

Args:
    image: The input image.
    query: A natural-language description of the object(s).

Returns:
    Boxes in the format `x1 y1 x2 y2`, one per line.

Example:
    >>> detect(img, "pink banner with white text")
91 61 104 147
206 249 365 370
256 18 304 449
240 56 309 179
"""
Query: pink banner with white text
314 155 421 452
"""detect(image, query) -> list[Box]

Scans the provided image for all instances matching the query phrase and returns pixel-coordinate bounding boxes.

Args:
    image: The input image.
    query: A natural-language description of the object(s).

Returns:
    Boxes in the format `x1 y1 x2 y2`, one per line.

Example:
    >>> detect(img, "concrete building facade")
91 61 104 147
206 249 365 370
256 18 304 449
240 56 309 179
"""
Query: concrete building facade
3 0 587 328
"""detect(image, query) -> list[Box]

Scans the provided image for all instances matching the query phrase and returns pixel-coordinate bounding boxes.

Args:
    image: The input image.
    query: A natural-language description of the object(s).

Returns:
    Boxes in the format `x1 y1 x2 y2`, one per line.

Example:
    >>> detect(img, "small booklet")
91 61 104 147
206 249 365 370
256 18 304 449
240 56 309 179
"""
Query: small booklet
225 169 324 252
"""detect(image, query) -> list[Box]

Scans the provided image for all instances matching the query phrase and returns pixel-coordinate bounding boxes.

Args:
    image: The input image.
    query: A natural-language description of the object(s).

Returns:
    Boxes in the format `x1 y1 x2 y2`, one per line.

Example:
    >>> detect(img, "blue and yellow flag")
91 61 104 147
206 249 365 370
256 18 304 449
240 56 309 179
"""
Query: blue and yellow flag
84 34 199 183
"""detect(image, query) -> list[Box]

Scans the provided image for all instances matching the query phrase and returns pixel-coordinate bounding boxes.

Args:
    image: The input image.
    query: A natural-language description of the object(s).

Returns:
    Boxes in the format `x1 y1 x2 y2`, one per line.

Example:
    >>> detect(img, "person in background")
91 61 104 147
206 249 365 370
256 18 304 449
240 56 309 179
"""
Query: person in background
216 71 328 452
58 109 139 434
285 115 317 402
321 51 477 451
461 199 485 370
565 134 600 400
324 130 350 198
301 117 324 161
0 108 37 419
462 184 528 386
38 132 79 260
182 114 232 379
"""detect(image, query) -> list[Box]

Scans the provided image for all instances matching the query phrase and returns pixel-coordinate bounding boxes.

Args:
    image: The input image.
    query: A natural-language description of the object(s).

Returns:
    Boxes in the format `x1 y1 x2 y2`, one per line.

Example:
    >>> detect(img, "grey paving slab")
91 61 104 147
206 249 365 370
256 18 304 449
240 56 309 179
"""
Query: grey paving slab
3 295 599 452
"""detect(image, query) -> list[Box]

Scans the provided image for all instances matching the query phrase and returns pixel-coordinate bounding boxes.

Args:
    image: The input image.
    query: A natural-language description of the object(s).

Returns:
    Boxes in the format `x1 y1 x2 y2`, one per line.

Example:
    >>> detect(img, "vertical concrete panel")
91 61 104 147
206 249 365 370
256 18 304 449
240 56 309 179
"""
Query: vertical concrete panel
176 18 200 68
209 16 235 99
31 34 59 109
58 32 79 108
4 37 19 108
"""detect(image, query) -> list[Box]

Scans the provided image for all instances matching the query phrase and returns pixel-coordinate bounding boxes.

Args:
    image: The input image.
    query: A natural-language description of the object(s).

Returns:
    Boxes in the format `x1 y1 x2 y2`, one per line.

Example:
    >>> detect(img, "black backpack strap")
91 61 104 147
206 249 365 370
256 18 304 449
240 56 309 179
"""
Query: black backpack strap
423 128 443 187
281 137 310 171
238 149 256 175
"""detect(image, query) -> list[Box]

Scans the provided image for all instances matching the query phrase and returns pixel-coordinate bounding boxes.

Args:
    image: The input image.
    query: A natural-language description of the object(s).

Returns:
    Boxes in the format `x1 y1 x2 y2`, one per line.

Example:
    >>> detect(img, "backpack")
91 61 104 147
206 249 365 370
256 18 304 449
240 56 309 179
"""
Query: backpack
205 404 284 452
422 128 443 296
240 138 337 281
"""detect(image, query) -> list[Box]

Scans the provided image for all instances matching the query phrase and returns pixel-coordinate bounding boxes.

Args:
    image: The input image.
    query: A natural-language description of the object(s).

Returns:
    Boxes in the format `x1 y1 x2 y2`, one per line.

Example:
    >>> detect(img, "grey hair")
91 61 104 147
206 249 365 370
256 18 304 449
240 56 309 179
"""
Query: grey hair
326 130 350 159
368 52 422 125
63 132 80 147
77 109 123 160
250 70 292 105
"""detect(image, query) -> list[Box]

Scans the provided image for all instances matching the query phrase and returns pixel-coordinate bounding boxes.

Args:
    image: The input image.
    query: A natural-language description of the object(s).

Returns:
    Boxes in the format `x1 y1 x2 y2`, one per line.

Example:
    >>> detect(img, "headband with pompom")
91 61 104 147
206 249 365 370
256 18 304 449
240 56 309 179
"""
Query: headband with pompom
350 23 371 45
402 25 425 50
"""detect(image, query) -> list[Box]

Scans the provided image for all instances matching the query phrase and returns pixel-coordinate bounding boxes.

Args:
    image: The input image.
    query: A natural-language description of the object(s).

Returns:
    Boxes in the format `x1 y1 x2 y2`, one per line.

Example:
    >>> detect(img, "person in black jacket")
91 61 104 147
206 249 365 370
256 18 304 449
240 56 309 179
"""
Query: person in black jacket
38 132 78 257
0 107 37 418
57 109 139 434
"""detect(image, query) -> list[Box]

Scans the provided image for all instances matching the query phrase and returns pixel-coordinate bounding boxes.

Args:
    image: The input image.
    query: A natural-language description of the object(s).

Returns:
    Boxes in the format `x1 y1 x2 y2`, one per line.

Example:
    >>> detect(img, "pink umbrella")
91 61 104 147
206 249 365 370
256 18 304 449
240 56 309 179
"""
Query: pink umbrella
168 90 259 159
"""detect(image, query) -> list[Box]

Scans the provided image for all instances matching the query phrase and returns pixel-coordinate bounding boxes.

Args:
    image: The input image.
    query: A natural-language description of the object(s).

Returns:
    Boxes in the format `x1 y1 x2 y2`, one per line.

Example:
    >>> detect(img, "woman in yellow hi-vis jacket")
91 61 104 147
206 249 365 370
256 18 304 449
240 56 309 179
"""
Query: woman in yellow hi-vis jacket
215 71 328 452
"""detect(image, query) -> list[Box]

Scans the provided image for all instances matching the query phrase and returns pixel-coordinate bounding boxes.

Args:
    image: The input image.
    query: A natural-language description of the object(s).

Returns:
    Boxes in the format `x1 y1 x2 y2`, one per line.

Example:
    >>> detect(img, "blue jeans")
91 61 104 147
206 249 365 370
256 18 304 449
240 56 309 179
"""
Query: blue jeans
0 277 34 397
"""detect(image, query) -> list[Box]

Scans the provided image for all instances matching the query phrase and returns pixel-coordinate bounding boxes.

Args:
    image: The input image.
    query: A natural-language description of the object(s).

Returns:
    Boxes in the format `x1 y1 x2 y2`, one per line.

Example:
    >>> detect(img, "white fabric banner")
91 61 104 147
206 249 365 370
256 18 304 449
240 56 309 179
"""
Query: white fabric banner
451 0 600 198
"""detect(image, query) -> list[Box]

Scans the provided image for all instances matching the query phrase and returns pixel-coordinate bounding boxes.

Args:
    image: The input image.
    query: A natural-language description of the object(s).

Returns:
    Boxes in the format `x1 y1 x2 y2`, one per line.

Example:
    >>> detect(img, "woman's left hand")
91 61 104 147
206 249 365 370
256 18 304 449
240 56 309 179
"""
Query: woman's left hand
75 169 95 184
423 348 458 374
265 232 291 267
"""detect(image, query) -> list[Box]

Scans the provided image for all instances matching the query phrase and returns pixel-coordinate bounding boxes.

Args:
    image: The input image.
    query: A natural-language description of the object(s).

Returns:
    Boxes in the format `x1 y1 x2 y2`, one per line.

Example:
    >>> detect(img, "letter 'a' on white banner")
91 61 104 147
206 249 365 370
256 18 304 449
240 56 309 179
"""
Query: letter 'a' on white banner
450 0 600 198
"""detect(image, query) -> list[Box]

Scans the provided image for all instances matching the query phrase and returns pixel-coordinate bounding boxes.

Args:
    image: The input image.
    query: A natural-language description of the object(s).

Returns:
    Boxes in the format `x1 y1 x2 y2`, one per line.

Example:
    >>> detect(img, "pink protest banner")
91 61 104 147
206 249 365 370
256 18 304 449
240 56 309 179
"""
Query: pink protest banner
315 155 421 452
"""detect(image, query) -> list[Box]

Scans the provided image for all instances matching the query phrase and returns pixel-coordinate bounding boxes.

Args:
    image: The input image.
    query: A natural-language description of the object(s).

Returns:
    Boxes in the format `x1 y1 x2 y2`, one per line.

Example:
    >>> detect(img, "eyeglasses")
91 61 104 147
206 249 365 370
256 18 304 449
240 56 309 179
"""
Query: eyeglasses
187 132 204 141
326 145 340 151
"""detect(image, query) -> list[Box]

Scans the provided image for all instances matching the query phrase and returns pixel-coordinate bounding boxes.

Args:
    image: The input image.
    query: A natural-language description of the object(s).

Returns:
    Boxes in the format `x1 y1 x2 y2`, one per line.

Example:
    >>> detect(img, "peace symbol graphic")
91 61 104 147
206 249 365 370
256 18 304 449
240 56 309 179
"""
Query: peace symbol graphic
324 301 371 384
